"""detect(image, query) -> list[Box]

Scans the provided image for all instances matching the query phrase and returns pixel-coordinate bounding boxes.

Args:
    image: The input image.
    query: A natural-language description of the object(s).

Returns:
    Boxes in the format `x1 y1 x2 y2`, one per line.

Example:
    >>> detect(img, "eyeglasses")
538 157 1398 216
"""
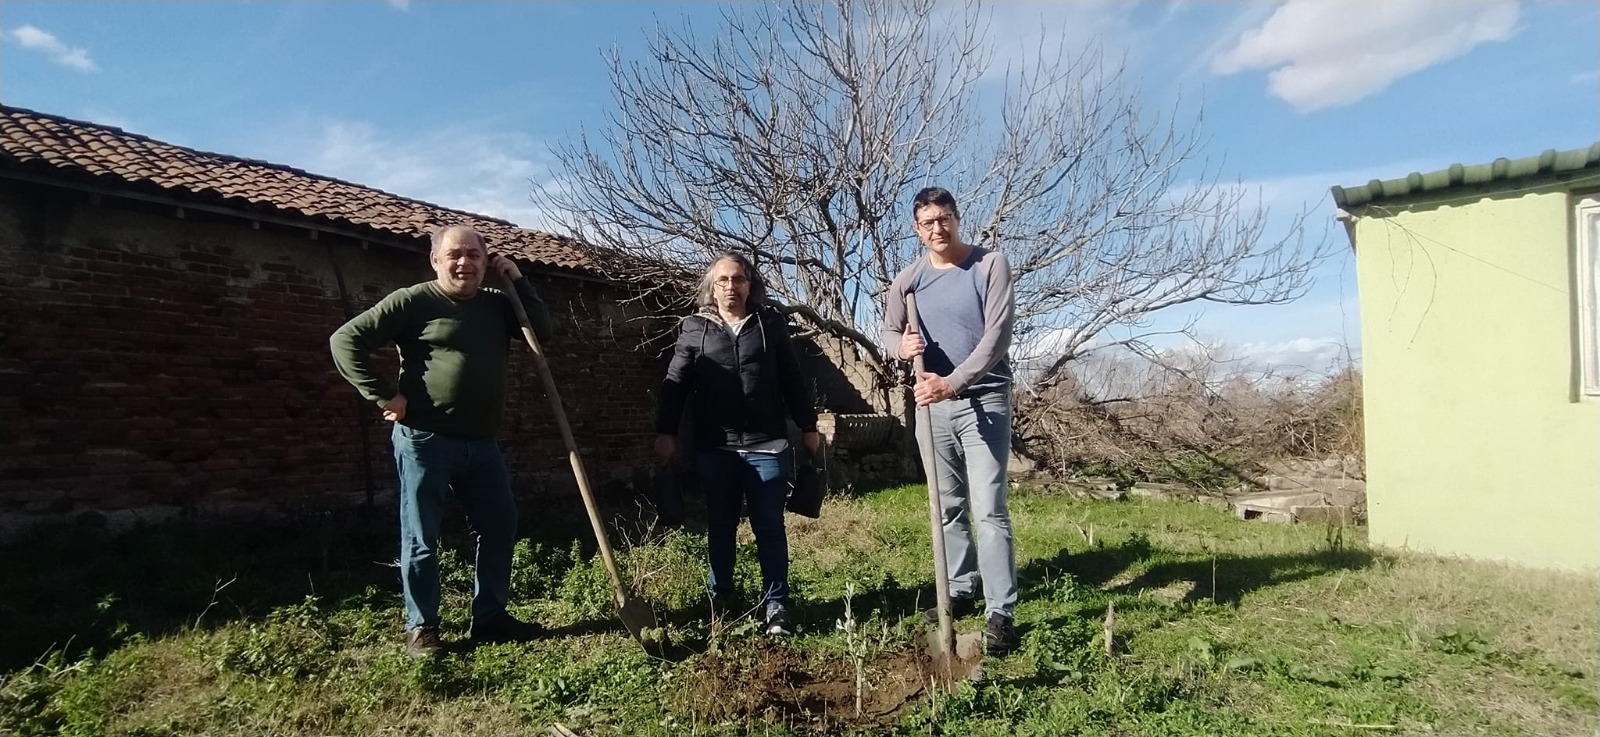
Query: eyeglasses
915 213 958 232
714 275 750 286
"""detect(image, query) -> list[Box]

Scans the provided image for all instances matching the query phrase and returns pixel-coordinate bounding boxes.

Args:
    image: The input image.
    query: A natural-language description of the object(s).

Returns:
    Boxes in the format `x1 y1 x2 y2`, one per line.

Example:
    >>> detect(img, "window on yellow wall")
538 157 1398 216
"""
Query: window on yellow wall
1578 196 1600 397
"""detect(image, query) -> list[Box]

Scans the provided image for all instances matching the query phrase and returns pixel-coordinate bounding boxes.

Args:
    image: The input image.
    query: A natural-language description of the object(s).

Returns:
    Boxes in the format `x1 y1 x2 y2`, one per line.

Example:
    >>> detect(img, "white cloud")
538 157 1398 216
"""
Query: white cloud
78 109 138 133
1149 336 1357 381
384 0 411 10
983 2 1131 59
919 1 1139 87
1170 157 1445 220
5 24 98 72
1212 0 1520 113
1572 69 1600 85
262 119 562 230
1026 334 1356 400
1228 337 1355 374
1167 5 1282 88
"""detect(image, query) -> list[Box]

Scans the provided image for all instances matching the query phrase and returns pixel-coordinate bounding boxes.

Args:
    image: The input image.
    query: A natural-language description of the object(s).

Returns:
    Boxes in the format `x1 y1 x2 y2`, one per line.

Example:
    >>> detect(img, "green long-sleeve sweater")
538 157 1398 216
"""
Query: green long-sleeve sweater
329 279 554 439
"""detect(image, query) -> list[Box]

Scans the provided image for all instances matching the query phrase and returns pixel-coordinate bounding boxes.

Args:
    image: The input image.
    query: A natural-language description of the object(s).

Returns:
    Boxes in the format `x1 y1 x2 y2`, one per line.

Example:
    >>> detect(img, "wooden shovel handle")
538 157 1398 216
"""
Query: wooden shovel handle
497 272 630 603
908 293 958 661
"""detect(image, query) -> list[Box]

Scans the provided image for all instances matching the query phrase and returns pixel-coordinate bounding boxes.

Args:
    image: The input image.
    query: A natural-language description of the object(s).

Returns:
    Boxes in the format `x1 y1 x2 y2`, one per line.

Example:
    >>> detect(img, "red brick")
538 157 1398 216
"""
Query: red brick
1 217 666 525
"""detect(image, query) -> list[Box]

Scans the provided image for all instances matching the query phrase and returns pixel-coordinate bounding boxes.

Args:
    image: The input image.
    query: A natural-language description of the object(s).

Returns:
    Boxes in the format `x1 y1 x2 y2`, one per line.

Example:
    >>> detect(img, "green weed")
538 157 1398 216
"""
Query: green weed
210 595 342 680
0 485 1594 736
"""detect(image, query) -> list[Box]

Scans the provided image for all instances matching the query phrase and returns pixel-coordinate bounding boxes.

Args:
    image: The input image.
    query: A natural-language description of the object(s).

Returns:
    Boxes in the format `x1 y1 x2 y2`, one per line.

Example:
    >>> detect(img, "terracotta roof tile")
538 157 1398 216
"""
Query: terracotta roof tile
0 105 598 272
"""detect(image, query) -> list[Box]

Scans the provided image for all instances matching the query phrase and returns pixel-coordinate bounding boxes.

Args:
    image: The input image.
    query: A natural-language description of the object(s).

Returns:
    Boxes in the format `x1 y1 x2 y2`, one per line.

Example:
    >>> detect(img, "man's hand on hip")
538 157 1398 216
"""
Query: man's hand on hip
913 372 955 406
382 393 408 422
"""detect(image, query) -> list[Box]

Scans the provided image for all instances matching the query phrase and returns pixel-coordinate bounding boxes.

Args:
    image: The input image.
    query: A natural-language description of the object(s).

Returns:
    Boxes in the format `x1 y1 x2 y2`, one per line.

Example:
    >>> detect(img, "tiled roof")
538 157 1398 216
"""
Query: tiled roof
0 105 598 272
1331 142 1600 209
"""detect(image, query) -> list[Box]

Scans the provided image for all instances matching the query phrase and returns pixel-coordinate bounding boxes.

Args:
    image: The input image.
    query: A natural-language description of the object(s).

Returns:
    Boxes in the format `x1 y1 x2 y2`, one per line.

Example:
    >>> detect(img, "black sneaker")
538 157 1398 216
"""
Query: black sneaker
922 595 980 624
764 603 794 636
471 611 546 644
984 612 1019 656
405 626 444 658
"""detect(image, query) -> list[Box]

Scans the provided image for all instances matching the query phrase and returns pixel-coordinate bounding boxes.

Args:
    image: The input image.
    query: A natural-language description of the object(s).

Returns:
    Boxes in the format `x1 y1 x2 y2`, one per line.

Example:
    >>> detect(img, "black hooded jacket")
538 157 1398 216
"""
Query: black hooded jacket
655 308 818 450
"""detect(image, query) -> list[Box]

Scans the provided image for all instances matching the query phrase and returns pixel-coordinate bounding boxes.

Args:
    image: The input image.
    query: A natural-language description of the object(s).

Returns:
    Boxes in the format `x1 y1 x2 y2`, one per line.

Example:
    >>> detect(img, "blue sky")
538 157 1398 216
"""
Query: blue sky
2 0 1596 375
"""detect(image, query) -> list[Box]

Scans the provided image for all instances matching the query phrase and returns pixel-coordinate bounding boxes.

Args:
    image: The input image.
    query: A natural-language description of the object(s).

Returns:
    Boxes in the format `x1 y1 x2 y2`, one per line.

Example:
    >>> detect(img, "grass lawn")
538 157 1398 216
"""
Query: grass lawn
2 481 1595 736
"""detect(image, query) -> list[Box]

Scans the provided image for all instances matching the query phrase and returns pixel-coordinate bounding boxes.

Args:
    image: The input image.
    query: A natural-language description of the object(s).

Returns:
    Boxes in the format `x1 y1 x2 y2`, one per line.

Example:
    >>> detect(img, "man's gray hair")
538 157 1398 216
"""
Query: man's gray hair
696 252 768 313
430 225 486 254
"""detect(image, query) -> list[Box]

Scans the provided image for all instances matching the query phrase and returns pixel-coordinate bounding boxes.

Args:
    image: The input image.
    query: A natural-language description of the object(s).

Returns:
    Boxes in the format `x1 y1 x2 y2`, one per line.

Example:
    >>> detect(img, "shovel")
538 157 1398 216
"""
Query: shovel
495 269 665 655
906 293 984 681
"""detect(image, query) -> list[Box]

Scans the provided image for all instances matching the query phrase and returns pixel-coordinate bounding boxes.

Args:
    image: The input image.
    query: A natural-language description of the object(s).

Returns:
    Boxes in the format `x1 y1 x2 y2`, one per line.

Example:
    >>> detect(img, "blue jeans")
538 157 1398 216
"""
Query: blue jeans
917 390 1017 618
392 423 518 630
697 448 792 607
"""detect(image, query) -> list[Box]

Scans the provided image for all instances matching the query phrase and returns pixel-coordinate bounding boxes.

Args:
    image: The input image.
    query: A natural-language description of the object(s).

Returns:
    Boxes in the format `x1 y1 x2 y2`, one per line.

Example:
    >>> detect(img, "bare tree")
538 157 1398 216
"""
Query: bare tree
536 0 1330 386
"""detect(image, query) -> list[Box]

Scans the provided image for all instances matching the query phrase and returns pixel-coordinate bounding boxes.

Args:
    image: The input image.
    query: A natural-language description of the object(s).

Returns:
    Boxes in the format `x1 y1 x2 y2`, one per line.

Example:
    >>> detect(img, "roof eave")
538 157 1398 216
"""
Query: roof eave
1331 142 1600 211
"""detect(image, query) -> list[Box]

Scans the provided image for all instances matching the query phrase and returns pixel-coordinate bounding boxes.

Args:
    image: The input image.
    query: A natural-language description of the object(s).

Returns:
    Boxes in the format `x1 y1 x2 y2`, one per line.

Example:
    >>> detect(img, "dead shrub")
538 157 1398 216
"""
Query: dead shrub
1014 348 1362 486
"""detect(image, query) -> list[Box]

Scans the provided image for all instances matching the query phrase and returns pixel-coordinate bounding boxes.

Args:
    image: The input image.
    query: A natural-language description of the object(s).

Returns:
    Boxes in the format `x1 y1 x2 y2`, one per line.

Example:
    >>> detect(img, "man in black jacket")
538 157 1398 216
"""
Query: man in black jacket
655 252 820 636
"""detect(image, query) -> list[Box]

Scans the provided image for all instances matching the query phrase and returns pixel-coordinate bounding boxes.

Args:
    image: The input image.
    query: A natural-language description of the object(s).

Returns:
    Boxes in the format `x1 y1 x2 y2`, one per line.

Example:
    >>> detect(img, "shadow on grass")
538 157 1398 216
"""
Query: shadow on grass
630 517 1379 667
1019 532 1379 608
822 477 918 501
1020 533 1159 593
0 490 639 672
1110 547 1378 606
0 511 366 670
617 568 934 664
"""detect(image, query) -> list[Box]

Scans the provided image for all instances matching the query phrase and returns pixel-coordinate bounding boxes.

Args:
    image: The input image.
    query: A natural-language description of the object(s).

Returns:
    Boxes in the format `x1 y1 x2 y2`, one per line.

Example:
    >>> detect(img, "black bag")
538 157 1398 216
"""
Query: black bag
787 454 825 518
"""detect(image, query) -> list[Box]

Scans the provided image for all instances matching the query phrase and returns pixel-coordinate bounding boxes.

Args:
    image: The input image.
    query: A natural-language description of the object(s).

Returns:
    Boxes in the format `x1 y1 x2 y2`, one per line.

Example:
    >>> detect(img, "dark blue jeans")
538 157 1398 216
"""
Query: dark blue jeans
697 448 792 607
392 424 518 630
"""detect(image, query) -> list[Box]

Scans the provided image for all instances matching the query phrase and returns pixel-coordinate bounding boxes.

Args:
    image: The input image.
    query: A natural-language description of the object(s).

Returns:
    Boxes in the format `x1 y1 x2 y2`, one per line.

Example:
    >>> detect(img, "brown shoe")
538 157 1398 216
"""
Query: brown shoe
406 626 444 658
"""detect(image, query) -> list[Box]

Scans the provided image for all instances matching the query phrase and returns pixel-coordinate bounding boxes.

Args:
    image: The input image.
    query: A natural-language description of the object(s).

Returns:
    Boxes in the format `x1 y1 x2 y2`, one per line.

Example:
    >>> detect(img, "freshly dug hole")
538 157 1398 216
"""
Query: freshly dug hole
677 640 978 729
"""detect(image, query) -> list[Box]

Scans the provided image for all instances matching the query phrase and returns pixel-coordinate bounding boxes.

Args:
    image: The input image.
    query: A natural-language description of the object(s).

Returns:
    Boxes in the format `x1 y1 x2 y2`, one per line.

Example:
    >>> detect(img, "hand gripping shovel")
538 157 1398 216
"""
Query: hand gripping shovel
906 293 984 681
495 270 665 655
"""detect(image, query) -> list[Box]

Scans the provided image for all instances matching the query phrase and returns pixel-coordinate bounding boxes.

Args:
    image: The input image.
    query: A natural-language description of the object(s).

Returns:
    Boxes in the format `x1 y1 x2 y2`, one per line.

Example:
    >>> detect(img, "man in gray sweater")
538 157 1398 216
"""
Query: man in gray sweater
882 186 1019 655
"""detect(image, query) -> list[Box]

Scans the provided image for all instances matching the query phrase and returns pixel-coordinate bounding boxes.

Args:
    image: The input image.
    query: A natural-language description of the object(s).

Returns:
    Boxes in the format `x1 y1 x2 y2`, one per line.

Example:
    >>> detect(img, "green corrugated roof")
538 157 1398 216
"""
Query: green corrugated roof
1330 141 1600 209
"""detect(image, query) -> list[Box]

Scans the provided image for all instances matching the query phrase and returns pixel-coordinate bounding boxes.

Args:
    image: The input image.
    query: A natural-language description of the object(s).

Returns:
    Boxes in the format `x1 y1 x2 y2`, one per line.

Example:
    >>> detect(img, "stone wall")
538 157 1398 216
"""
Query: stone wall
793 333 884 416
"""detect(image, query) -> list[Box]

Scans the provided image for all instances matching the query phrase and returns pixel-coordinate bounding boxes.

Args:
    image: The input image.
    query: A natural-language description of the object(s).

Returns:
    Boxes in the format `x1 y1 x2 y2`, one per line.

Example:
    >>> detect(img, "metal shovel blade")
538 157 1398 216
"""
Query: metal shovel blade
618 592 668 658
925 629 985 683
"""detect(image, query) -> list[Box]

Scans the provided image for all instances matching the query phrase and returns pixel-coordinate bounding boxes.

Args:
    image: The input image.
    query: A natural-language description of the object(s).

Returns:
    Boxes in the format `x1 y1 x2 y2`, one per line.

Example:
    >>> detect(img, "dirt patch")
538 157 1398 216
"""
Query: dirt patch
679 640 980 729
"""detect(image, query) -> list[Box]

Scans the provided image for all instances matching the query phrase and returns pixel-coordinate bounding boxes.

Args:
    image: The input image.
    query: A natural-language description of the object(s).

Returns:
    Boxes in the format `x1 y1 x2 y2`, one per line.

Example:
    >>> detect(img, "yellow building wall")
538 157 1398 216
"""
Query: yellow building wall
1355 190 1600 569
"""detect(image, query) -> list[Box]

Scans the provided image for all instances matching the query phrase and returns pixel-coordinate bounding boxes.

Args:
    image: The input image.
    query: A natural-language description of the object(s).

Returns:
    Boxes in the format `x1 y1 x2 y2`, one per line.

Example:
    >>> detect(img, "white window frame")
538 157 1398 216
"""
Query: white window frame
1578 196 1600 397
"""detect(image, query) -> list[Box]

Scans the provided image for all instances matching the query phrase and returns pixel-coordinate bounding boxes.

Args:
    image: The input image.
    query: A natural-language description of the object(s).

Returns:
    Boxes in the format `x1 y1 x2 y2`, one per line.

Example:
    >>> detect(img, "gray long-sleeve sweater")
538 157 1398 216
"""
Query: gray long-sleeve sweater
881 246 1015 396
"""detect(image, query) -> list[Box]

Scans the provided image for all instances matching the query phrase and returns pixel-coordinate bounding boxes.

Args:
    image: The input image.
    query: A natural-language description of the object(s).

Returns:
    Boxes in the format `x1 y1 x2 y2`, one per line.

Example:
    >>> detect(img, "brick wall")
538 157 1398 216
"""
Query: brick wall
0 183 670 538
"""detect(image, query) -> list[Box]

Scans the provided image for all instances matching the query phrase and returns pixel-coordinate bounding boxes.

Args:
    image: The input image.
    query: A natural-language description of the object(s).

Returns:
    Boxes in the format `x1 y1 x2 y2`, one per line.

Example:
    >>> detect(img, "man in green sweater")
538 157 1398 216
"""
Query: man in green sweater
330 225 555 658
